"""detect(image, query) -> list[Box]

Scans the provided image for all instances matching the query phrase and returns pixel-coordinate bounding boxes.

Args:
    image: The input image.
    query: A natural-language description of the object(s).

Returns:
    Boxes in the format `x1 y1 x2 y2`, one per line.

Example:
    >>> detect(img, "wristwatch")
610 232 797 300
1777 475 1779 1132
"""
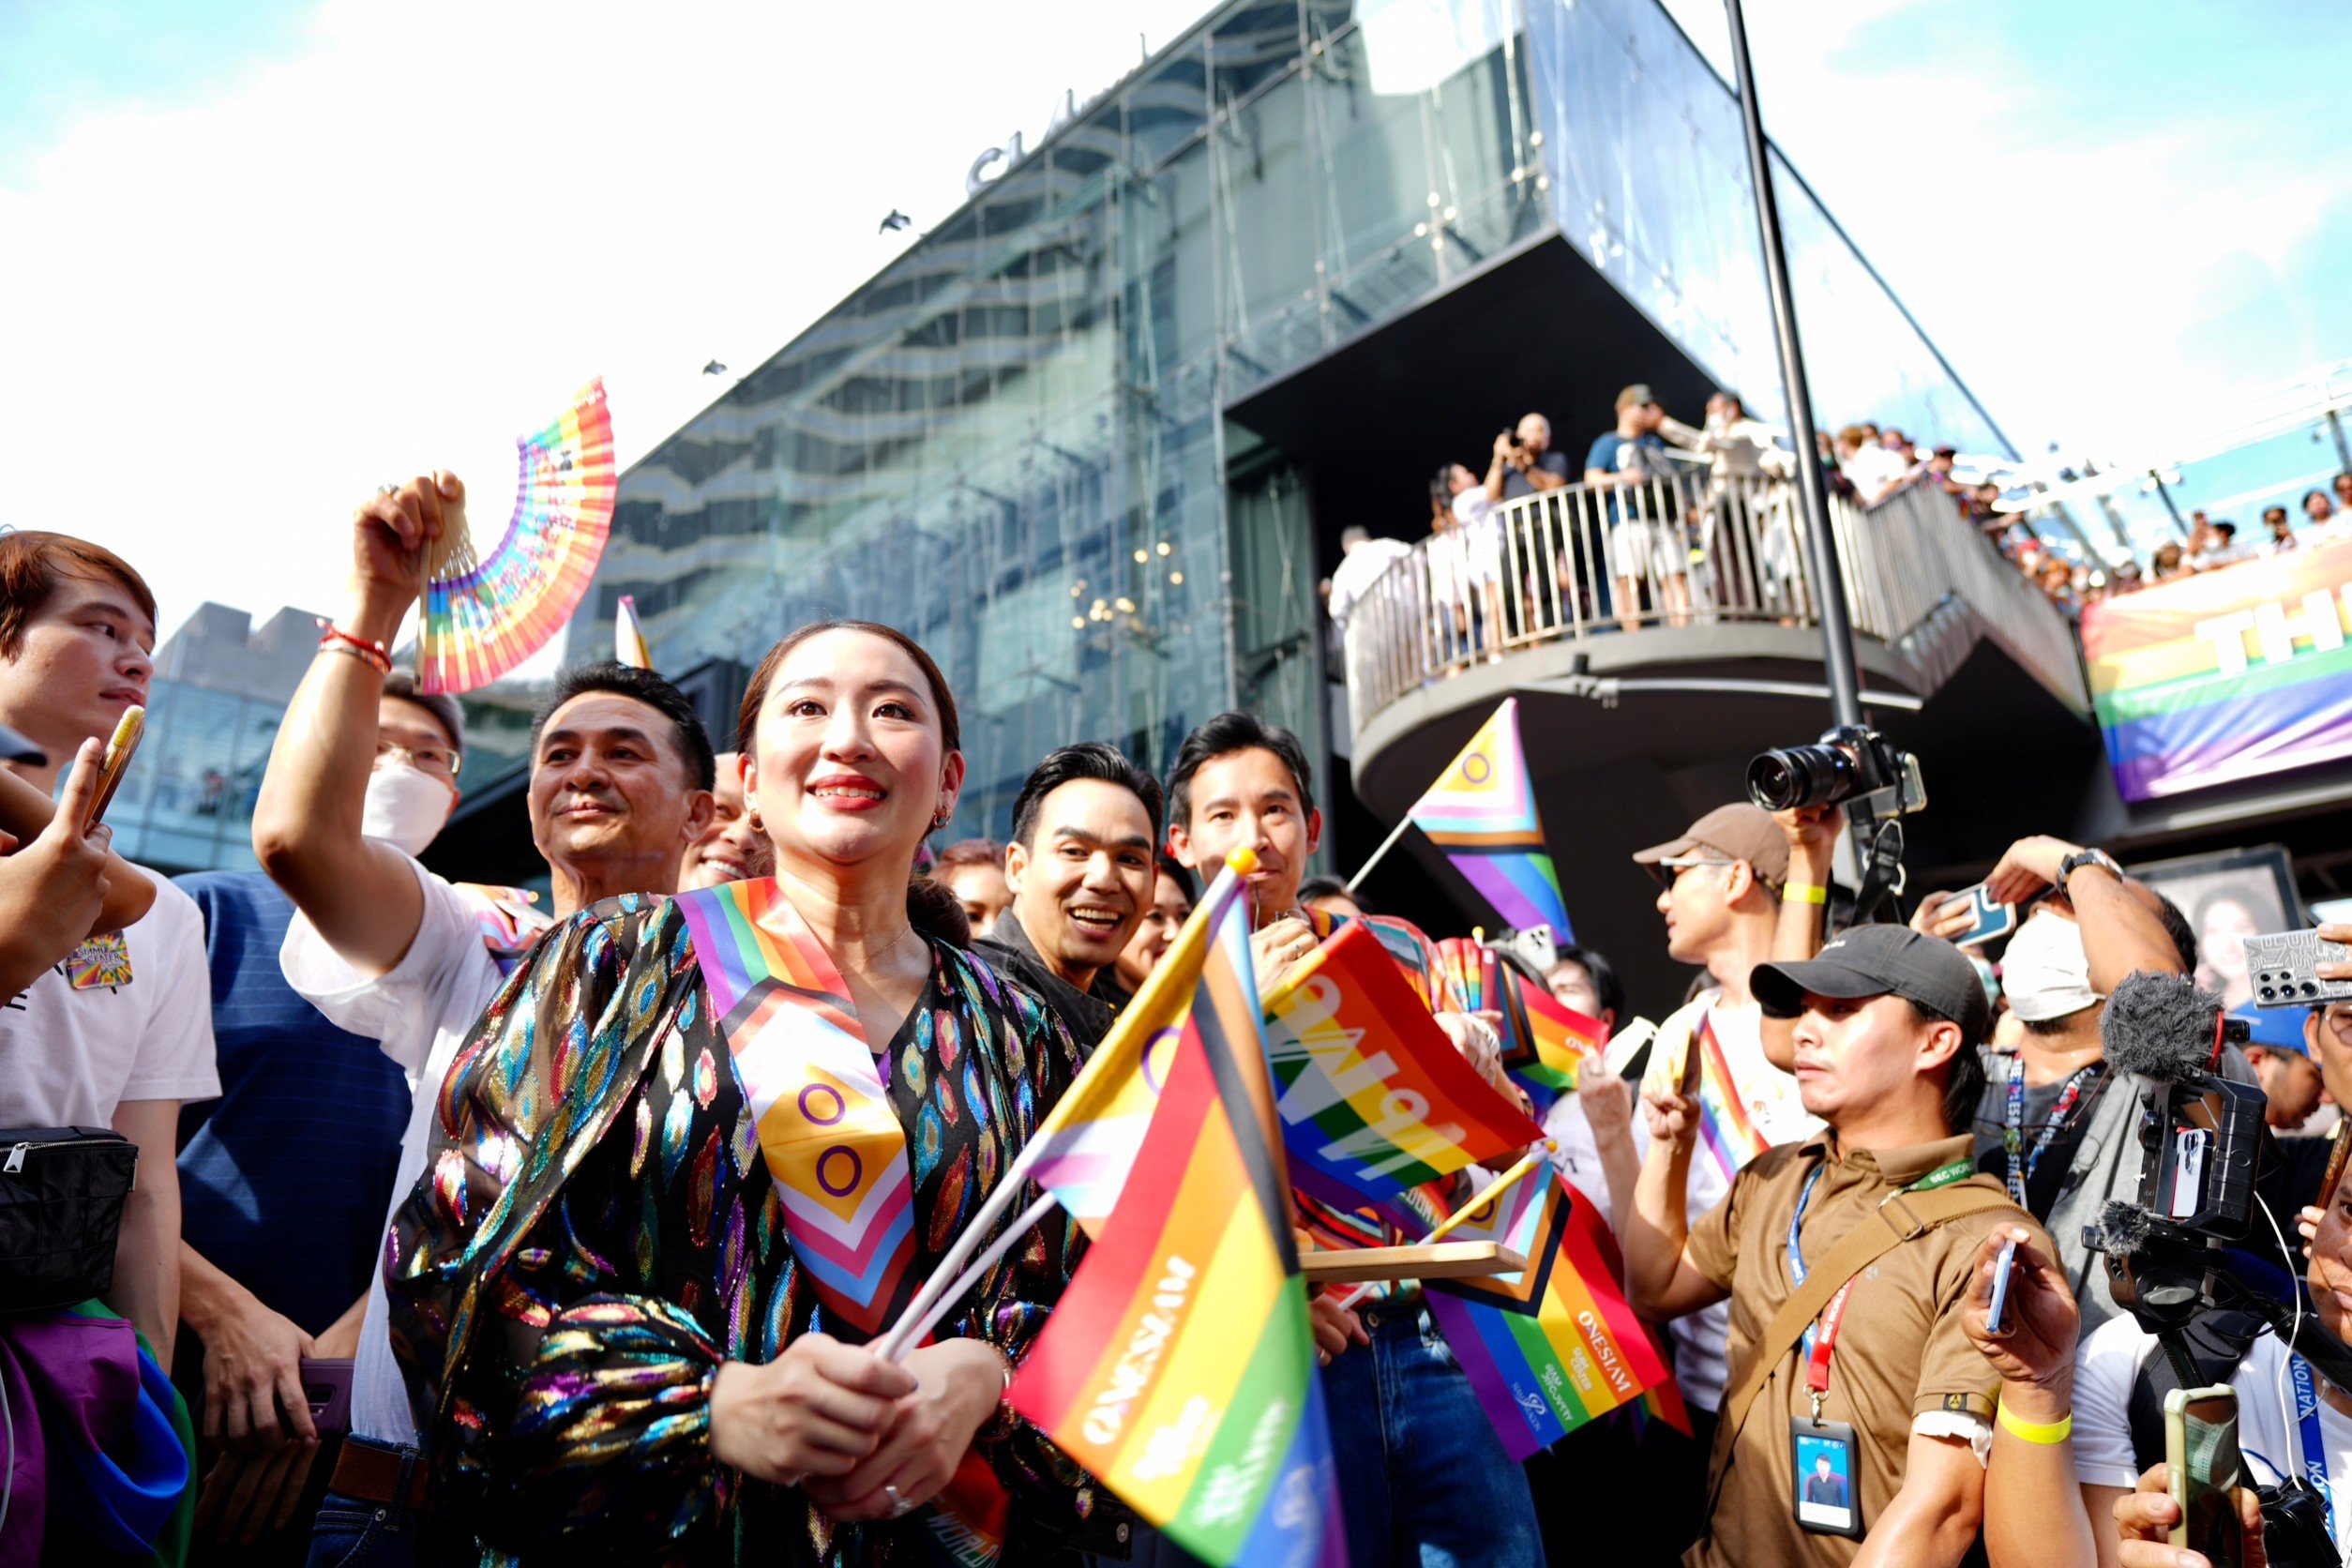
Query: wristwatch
2056 847 2121 884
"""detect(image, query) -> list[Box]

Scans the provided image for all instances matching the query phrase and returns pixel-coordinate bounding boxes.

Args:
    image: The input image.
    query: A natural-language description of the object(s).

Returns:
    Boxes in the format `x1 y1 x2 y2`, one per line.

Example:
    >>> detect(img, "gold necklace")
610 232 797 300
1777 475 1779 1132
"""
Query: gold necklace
839 921 920 978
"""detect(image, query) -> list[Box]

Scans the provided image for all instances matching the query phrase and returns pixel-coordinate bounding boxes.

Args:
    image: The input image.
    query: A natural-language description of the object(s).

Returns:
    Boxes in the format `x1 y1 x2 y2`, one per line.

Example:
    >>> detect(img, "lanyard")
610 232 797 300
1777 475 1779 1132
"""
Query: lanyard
2001 1060 2099 1209
2292 1352 2338 1543
1786 1155 1974 1415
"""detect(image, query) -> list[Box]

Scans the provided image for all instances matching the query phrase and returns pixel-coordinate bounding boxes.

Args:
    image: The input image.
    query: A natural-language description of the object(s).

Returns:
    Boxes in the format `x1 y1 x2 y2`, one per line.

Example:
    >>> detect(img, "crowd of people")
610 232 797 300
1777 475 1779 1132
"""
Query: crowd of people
3 475 2344 1568
1328 398 2352 673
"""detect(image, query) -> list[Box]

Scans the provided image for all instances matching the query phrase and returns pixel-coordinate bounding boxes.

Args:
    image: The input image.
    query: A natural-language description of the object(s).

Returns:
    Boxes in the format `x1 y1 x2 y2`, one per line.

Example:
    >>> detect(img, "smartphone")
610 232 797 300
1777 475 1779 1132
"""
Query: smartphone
1950 883 2017 949
1984 1236 2018 1335
85 704 144 830
2164 1385 2244 1568
297 1356 354 1437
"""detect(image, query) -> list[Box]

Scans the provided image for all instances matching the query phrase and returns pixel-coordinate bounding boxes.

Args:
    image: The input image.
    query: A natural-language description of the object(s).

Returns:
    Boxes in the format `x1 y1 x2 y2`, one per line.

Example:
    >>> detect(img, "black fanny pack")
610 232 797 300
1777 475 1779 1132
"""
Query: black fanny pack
0 1126 140 1315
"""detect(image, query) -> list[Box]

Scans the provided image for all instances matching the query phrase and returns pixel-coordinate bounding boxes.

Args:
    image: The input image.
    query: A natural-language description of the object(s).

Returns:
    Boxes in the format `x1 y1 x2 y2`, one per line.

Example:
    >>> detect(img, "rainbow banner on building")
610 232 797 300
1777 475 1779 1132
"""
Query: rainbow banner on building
1262 922 1541 1220
1424 1169 1675 1460
1406 698 1575 940
2081 539 2352 801
1010 869 1346 1568
1023 857 1253 1233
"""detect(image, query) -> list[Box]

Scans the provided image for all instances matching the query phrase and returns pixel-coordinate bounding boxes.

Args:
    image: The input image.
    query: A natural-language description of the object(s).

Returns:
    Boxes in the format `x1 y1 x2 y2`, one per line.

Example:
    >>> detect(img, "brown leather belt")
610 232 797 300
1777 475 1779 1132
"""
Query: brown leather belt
327 1440 428 1510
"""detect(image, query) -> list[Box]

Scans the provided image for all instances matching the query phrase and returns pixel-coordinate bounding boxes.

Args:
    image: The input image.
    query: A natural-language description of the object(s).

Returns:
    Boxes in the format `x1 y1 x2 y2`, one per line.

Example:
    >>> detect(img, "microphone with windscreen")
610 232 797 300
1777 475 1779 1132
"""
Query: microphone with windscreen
2098 970 2264 1243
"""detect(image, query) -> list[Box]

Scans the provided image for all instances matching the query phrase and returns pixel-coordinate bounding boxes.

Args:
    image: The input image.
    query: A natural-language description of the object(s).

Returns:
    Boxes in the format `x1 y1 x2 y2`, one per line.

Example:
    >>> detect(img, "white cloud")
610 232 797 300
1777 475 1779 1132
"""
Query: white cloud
0 0 1209 646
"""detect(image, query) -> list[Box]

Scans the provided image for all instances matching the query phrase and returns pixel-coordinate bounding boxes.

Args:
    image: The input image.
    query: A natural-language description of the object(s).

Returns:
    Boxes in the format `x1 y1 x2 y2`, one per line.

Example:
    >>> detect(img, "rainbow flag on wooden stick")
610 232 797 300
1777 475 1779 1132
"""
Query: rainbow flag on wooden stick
1262 922 1540 1221
1494 964 1607 1115
1423 1170 1675 1459
1011 872 1346 1568
1406 698 1573 940
1023 855 1255 1233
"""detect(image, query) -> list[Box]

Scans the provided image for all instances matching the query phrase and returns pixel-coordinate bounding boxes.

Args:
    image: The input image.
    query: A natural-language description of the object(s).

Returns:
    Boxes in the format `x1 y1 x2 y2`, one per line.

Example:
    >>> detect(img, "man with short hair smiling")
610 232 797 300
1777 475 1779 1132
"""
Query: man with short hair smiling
253 473 715 1567
678 750 774 892
975 740 1161 1050
1626 925 2037 1568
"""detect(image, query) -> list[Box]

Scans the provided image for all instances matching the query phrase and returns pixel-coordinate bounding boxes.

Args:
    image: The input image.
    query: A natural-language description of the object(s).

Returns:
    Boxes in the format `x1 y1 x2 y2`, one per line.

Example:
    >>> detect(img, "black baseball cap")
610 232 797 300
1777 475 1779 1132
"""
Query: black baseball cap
0 723 45 767
1751 924 1992 1045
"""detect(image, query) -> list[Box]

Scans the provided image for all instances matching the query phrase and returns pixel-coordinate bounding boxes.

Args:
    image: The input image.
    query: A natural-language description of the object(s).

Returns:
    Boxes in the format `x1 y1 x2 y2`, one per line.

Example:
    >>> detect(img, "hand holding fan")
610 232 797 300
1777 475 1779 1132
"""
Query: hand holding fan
415 380 616 695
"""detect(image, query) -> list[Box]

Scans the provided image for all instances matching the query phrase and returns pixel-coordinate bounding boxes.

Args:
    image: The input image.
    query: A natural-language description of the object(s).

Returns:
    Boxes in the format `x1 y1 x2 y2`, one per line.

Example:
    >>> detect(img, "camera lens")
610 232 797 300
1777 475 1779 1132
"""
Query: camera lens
1745 745 1853 811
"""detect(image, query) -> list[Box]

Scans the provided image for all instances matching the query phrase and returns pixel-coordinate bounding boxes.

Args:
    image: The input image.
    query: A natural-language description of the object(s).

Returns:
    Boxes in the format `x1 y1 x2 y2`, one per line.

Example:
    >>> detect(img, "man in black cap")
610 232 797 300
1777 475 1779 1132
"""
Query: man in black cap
1624 926 2042 1568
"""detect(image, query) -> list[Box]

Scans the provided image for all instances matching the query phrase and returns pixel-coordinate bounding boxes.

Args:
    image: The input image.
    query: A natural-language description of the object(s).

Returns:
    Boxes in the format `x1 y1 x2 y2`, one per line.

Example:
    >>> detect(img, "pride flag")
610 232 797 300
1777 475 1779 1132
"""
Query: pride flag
1423 1170 1676 1460
2081 538 2352 801
1406 698 1574 941
1692 1013 1769 1182
1262 923 1540 1219
1011 870 1346 1568
1023 857 1252 1233
613 593 653 669
1494 964 1606 1115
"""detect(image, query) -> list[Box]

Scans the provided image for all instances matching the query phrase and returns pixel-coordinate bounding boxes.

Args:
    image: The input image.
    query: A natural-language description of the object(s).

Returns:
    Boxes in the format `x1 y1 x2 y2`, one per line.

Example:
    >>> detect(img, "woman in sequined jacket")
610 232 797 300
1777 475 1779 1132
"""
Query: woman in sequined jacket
384 621 1124 1565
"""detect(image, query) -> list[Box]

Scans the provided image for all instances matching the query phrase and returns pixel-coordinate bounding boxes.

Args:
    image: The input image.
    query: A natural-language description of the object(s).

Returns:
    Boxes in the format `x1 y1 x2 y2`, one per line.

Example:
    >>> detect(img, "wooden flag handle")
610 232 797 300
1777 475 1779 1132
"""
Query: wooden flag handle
1325 1142 1552 1309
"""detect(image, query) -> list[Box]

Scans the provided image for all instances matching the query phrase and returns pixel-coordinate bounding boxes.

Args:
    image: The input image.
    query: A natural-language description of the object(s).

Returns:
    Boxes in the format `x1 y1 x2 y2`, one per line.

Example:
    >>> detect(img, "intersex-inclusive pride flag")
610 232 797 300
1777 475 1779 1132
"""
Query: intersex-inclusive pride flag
1023 855 1254 1232
1261 922 1541 1220
2082 538 2352 801
1011 866 1346 1568
1405 698 1574 940
1423 1169 1675 1459
613 594 653 669
1493 963 1607 1115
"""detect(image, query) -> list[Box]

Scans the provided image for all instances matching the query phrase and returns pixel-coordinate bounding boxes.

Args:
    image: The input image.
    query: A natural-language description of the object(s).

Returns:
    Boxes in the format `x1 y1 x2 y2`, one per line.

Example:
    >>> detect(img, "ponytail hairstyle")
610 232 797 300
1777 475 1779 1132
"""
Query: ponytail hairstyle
737 619 970 945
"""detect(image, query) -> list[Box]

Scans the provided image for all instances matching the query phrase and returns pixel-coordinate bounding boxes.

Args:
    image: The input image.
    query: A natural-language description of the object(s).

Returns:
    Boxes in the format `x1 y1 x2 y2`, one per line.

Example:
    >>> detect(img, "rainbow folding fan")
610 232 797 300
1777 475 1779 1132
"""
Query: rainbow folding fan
415 379 617 695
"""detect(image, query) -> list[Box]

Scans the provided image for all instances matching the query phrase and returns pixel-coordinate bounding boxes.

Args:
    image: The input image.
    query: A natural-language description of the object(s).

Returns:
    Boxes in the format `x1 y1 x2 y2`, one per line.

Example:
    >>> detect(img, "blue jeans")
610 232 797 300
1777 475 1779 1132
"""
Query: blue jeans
1322 1302 1545 1568
305 1438 419 1568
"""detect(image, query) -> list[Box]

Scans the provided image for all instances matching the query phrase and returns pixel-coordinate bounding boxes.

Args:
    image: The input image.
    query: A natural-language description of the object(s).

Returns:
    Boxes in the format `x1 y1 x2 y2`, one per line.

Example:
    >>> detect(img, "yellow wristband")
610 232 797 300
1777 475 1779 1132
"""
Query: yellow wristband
1782 882 1828 906
1996 1401 2072 1444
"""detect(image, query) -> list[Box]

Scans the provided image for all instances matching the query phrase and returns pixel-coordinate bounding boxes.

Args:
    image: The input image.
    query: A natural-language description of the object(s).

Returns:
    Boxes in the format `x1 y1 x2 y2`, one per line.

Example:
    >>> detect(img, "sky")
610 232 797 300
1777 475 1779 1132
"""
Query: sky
7 0 2351 648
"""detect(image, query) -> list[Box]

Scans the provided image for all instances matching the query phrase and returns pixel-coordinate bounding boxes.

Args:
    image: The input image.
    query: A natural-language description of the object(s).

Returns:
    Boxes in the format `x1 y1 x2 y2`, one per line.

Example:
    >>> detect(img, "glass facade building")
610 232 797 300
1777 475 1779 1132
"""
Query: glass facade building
567 0 2006 843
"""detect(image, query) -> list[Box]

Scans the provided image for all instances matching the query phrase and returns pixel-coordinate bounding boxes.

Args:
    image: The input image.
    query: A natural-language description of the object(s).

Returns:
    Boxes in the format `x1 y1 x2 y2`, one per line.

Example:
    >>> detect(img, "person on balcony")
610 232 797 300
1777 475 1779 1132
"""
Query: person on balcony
2184 516 2248 570
1329 523 1416 714
1586 384 1693 631
1425 470 1474 664
2264 504 2300 554
1660 390 1797 617
2301 488 2336 532
1484 412 1571 500
1835 423 1908 505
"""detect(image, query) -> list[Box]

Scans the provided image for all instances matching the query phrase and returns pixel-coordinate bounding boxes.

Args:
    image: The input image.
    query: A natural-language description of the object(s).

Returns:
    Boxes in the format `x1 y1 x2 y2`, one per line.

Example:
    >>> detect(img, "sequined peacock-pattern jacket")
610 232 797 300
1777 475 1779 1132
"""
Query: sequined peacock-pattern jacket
383 893 1127 1565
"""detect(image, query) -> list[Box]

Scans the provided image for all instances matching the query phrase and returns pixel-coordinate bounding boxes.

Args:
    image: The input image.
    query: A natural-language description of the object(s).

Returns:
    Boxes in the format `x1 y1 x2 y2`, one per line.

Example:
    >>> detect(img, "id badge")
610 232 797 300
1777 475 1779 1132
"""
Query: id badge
1791 1417 1863 1538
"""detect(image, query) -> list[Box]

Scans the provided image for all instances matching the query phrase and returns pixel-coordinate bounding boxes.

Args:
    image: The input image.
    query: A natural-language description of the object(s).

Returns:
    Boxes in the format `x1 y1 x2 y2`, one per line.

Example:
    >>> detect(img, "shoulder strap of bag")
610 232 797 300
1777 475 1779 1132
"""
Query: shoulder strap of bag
1709 1184 2016 1495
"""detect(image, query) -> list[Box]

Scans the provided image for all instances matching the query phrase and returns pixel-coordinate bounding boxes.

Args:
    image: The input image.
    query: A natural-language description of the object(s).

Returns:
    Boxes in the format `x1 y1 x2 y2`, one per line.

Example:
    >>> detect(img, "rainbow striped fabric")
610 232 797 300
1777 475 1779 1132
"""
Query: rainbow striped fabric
1262 922 1541 1219
1023 858 1253 1233
2081 539 2352 801
1692 1013 1769 1182
417 380 617 695
1010 868 1345 1568
671 878 916 1337
1406 698 1574 940
1425 1169 1675 1460
1495 965 1607 1115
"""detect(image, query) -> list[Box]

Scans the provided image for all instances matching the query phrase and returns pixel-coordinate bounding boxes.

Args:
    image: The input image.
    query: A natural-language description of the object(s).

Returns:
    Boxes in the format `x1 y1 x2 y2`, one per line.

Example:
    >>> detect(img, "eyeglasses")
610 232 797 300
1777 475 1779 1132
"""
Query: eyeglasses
2318 1004 2352 1039
376 736 460 778
1652 855 1735 888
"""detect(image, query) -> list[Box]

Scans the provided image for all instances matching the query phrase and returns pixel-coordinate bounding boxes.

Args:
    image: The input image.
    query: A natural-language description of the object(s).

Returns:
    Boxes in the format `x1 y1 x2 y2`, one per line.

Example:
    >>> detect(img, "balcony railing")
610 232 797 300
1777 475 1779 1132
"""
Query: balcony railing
1340 471 2088 741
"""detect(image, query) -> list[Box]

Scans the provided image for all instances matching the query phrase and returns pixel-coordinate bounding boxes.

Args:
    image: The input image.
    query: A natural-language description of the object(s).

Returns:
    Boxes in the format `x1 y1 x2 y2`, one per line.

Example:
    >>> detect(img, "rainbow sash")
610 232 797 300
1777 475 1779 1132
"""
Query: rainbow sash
673 879 917 1338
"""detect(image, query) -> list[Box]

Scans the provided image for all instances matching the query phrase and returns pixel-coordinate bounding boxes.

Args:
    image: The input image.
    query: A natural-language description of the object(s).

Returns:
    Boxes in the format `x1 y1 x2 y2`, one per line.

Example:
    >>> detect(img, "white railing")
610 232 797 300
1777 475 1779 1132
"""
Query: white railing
1339 471 2088 738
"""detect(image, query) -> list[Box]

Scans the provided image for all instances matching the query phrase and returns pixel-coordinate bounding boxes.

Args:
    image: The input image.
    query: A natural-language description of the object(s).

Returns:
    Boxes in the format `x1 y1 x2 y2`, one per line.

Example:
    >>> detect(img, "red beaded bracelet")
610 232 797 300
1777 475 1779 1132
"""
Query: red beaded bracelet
315 619 393 676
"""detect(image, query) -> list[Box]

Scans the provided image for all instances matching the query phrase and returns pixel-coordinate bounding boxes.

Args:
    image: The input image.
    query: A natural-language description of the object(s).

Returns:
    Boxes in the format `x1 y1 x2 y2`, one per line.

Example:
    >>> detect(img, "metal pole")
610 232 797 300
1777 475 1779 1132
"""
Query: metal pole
1723 0 1862 731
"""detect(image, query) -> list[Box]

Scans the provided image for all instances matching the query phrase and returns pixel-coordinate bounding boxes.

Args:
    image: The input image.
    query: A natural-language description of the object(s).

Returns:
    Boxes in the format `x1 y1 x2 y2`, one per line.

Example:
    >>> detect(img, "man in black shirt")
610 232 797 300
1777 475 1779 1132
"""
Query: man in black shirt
973 741 1160 1053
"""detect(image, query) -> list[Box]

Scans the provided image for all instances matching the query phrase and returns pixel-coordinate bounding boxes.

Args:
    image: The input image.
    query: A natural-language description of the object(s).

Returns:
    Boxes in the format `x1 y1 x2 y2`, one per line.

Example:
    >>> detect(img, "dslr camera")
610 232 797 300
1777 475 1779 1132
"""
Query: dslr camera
1745 724 1926 818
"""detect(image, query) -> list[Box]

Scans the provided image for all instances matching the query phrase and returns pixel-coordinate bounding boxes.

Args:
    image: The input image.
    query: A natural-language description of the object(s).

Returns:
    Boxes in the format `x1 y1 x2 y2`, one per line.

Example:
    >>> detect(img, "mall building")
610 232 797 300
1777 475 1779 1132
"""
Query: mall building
412 0 2340 1011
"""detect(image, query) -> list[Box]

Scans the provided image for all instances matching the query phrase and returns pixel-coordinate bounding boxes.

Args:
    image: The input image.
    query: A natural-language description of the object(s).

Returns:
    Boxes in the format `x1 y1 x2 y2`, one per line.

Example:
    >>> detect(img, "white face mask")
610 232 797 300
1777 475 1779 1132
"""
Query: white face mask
2003 909 2102 1023
362 762 457 857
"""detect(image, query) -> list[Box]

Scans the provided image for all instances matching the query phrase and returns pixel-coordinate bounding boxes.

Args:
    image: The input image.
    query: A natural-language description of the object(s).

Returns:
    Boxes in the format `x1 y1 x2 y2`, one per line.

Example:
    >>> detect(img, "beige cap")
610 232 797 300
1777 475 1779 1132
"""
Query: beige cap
1632 803 1788 885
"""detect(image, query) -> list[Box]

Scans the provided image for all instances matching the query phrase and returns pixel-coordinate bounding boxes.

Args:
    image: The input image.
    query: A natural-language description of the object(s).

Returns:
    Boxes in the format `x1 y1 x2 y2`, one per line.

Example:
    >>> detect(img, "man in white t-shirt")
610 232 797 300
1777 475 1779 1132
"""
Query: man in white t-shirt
2073 1155 2352 1565
252 473 716 1565
0 532 218 1369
